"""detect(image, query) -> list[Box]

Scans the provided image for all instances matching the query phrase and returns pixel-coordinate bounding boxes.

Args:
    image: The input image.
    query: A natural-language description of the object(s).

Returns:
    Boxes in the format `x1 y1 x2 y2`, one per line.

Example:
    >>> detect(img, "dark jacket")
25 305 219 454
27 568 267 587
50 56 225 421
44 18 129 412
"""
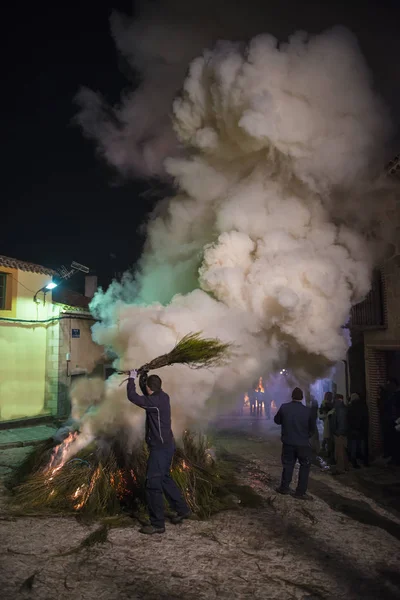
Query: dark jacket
274 401 315 446
347 399 369 438
332 401 348 437
127 378 174 448
389 390 400 421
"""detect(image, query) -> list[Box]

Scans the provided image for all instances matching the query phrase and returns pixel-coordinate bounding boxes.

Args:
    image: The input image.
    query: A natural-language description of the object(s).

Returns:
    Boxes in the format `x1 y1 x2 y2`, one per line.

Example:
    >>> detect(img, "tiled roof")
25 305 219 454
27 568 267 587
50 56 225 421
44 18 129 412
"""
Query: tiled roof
0 255 57 276
52 288 91 310
53 303 92 316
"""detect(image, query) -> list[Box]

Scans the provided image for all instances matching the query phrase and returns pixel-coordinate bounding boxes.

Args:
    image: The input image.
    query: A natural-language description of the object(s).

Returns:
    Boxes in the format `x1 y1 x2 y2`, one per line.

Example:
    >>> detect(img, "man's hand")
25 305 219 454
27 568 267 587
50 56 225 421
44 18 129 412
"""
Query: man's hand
129 369 138 380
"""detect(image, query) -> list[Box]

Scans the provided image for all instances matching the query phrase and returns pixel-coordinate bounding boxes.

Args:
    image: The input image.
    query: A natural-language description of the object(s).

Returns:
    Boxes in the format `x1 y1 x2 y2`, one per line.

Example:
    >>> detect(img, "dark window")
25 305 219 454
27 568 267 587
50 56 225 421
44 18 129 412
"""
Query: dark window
0 273 7 310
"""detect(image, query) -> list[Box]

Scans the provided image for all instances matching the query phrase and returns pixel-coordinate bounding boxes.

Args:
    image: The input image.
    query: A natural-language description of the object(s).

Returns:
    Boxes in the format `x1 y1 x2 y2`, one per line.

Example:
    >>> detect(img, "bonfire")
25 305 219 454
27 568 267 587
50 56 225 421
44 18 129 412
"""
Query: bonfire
7 333 261 522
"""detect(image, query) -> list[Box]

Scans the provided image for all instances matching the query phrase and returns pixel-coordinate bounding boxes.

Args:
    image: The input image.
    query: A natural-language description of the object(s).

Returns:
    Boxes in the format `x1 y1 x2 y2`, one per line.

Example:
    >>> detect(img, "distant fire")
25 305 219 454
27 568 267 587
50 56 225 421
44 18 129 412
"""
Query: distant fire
255 377 264 393
241 377 280 415
243 376 265 406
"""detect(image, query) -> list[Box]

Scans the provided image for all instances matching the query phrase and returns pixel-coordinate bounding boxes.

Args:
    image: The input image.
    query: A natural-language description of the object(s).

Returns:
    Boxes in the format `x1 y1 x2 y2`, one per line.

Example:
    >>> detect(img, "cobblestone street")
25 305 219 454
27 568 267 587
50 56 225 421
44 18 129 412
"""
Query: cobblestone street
1 420 400 600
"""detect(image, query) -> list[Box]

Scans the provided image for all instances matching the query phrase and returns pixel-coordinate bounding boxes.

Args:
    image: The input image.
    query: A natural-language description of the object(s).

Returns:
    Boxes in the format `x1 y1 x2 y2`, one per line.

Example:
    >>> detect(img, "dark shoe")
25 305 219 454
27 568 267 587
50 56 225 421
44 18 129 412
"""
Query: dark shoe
275 486 291 495
139 525 165 535
170 512 192 524
352 463 361 469
292 492 314 501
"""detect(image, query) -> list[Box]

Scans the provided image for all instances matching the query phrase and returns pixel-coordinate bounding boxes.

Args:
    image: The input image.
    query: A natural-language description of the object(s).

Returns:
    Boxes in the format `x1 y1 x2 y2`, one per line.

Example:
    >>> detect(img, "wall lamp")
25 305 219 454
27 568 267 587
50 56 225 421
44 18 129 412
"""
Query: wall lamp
33 281 59 304
33 261 89 304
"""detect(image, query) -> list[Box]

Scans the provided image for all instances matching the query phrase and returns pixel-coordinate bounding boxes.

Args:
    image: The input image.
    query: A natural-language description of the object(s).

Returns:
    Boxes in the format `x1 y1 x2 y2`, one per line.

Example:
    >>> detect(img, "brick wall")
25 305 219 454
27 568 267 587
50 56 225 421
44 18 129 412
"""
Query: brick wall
365 347 387 454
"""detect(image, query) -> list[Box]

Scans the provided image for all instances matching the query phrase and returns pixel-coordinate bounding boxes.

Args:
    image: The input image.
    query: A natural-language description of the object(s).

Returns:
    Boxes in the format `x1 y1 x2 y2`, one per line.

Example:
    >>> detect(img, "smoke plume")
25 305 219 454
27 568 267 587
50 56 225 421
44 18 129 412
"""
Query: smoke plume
76 0 399 179
65 19 399 455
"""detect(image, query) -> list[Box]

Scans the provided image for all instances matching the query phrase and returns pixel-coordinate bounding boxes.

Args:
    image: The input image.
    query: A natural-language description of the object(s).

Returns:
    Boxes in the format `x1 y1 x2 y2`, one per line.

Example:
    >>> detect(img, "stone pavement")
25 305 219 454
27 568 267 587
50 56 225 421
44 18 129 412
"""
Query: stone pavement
0 423 57 449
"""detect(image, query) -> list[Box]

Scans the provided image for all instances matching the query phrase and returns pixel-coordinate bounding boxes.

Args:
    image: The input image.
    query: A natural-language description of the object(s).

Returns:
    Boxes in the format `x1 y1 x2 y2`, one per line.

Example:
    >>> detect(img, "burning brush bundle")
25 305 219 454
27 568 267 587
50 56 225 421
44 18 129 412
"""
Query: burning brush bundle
7 430 261 521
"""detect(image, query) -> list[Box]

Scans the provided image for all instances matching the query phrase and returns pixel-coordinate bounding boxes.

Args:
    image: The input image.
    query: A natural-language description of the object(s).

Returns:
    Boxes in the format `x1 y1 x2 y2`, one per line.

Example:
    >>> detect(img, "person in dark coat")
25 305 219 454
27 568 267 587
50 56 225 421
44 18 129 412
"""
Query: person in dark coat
126 370 190 534
331 394 349 474
249 388 257 415
347 393 369 468
379 378 398 459
319 391 334 461
306 391 320 455
387 380 400 465
264 389 272 420
274 387 315 499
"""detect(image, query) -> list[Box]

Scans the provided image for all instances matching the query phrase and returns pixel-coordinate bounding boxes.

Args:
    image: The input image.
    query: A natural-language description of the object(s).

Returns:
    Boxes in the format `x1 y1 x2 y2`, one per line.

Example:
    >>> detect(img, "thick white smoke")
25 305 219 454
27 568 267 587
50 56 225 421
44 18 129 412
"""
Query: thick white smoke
76 0 400 179
66 25 397 454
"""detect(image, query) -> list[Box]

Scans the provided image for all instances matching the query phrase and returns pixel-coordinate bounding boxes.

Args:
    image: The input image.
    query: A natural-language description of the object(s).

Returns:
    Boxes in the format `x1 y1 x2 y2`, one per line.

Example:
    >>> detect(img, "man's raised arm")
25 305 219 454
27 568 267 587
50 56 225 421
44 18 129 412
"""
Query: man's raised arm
127 372 157 410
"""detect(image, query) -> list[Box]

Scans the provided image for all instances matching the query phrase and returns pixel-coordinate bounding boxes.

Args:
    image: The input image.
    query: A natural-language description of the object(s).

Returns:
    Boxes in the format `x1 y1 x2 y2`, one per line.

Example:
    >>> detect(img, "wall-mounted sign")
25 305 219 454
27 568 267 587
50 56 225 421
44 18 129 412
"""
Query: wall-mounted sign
72 329 80 339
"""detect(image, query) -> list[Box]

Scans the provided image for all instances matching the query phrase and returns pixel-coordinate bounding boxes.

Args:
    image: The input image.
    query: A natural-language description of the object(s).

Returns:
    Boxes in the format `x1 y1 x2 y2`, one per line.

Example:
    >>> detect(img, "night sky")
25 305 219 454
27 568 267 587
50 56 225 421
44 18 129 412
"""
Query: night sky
3 1 145 289
3 0 400 291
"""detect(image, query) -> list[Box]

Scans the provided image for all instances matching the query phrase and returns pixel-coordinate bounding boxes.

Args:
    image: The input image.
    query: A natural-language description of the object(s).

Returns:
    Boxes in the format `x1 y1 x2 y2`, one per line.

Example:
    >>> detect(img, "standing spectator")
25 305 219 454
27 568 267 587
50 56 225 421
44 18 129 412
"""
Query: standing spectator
332 394 349 474
306 391 320 455
249 389 257 416
256 390 264 416
388 380 400 465
378 378 398 459
264 389 272 420
347 393 369 468
395 417 400 465
319 392 334 461
274 387 315 499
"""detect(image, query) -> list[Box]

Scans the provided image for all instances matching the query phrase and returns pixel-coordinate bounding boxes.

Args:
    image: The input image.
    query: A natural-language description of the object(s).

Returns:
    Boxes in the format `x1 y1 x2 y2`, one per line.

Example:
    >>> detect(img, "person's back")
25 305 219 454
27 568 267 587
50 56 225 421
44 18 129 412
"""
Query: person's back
275 400 313 446
274 387 314 500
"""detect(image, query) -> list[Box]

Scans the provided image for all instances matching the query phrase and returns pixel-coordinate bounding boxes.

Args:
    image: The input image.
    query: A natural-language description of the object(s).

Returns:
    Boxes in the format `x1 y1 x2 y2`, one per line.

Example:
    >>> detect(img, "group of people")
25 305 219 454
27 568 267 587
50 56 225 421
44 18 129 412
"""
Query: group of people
274 382 400 500
248 389 272 419
273 387 369 500
379 377 400 465
318 391 370 472
124 367 400 532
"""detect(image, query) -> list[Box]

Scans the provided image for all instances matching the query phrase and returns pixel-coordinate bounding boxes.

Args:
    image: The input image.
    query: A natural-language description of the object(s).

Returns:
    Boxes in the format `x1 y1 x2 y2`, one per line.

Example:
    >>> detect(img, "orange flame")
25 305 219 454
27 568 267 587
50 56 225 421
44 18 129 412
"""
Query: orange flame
73 466 101 511
255 377 265 393
45 431 79 481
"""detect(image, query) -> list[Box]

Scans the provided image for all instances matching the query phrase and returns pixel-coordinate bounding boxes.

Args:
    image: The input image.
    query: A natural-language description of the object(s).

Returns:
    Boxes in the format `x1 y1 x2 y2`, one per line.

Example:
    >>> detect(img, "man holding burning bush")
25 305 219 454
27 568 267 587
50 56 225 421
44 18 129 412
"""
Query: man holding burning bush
127 370 190 534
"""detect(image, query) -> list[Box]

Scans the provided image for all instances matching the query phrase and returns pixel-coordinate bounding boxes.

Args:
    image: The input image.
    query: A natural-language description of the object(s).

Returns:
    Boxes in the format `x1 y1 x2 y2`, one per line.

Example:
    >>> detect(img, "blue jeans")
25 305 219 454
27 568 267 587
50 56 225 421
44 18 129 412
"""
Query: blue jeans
146 444 189 527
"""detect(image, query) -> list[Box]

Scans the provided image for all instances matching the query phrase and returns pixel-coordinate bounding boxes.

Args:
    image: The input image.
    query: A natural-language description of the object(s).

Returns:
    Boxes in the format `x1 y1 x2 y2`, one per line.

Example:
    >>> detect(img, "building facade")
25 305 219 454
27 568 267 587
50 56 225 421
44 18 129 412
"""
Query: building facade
0 255 103 424
349 162 400 453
